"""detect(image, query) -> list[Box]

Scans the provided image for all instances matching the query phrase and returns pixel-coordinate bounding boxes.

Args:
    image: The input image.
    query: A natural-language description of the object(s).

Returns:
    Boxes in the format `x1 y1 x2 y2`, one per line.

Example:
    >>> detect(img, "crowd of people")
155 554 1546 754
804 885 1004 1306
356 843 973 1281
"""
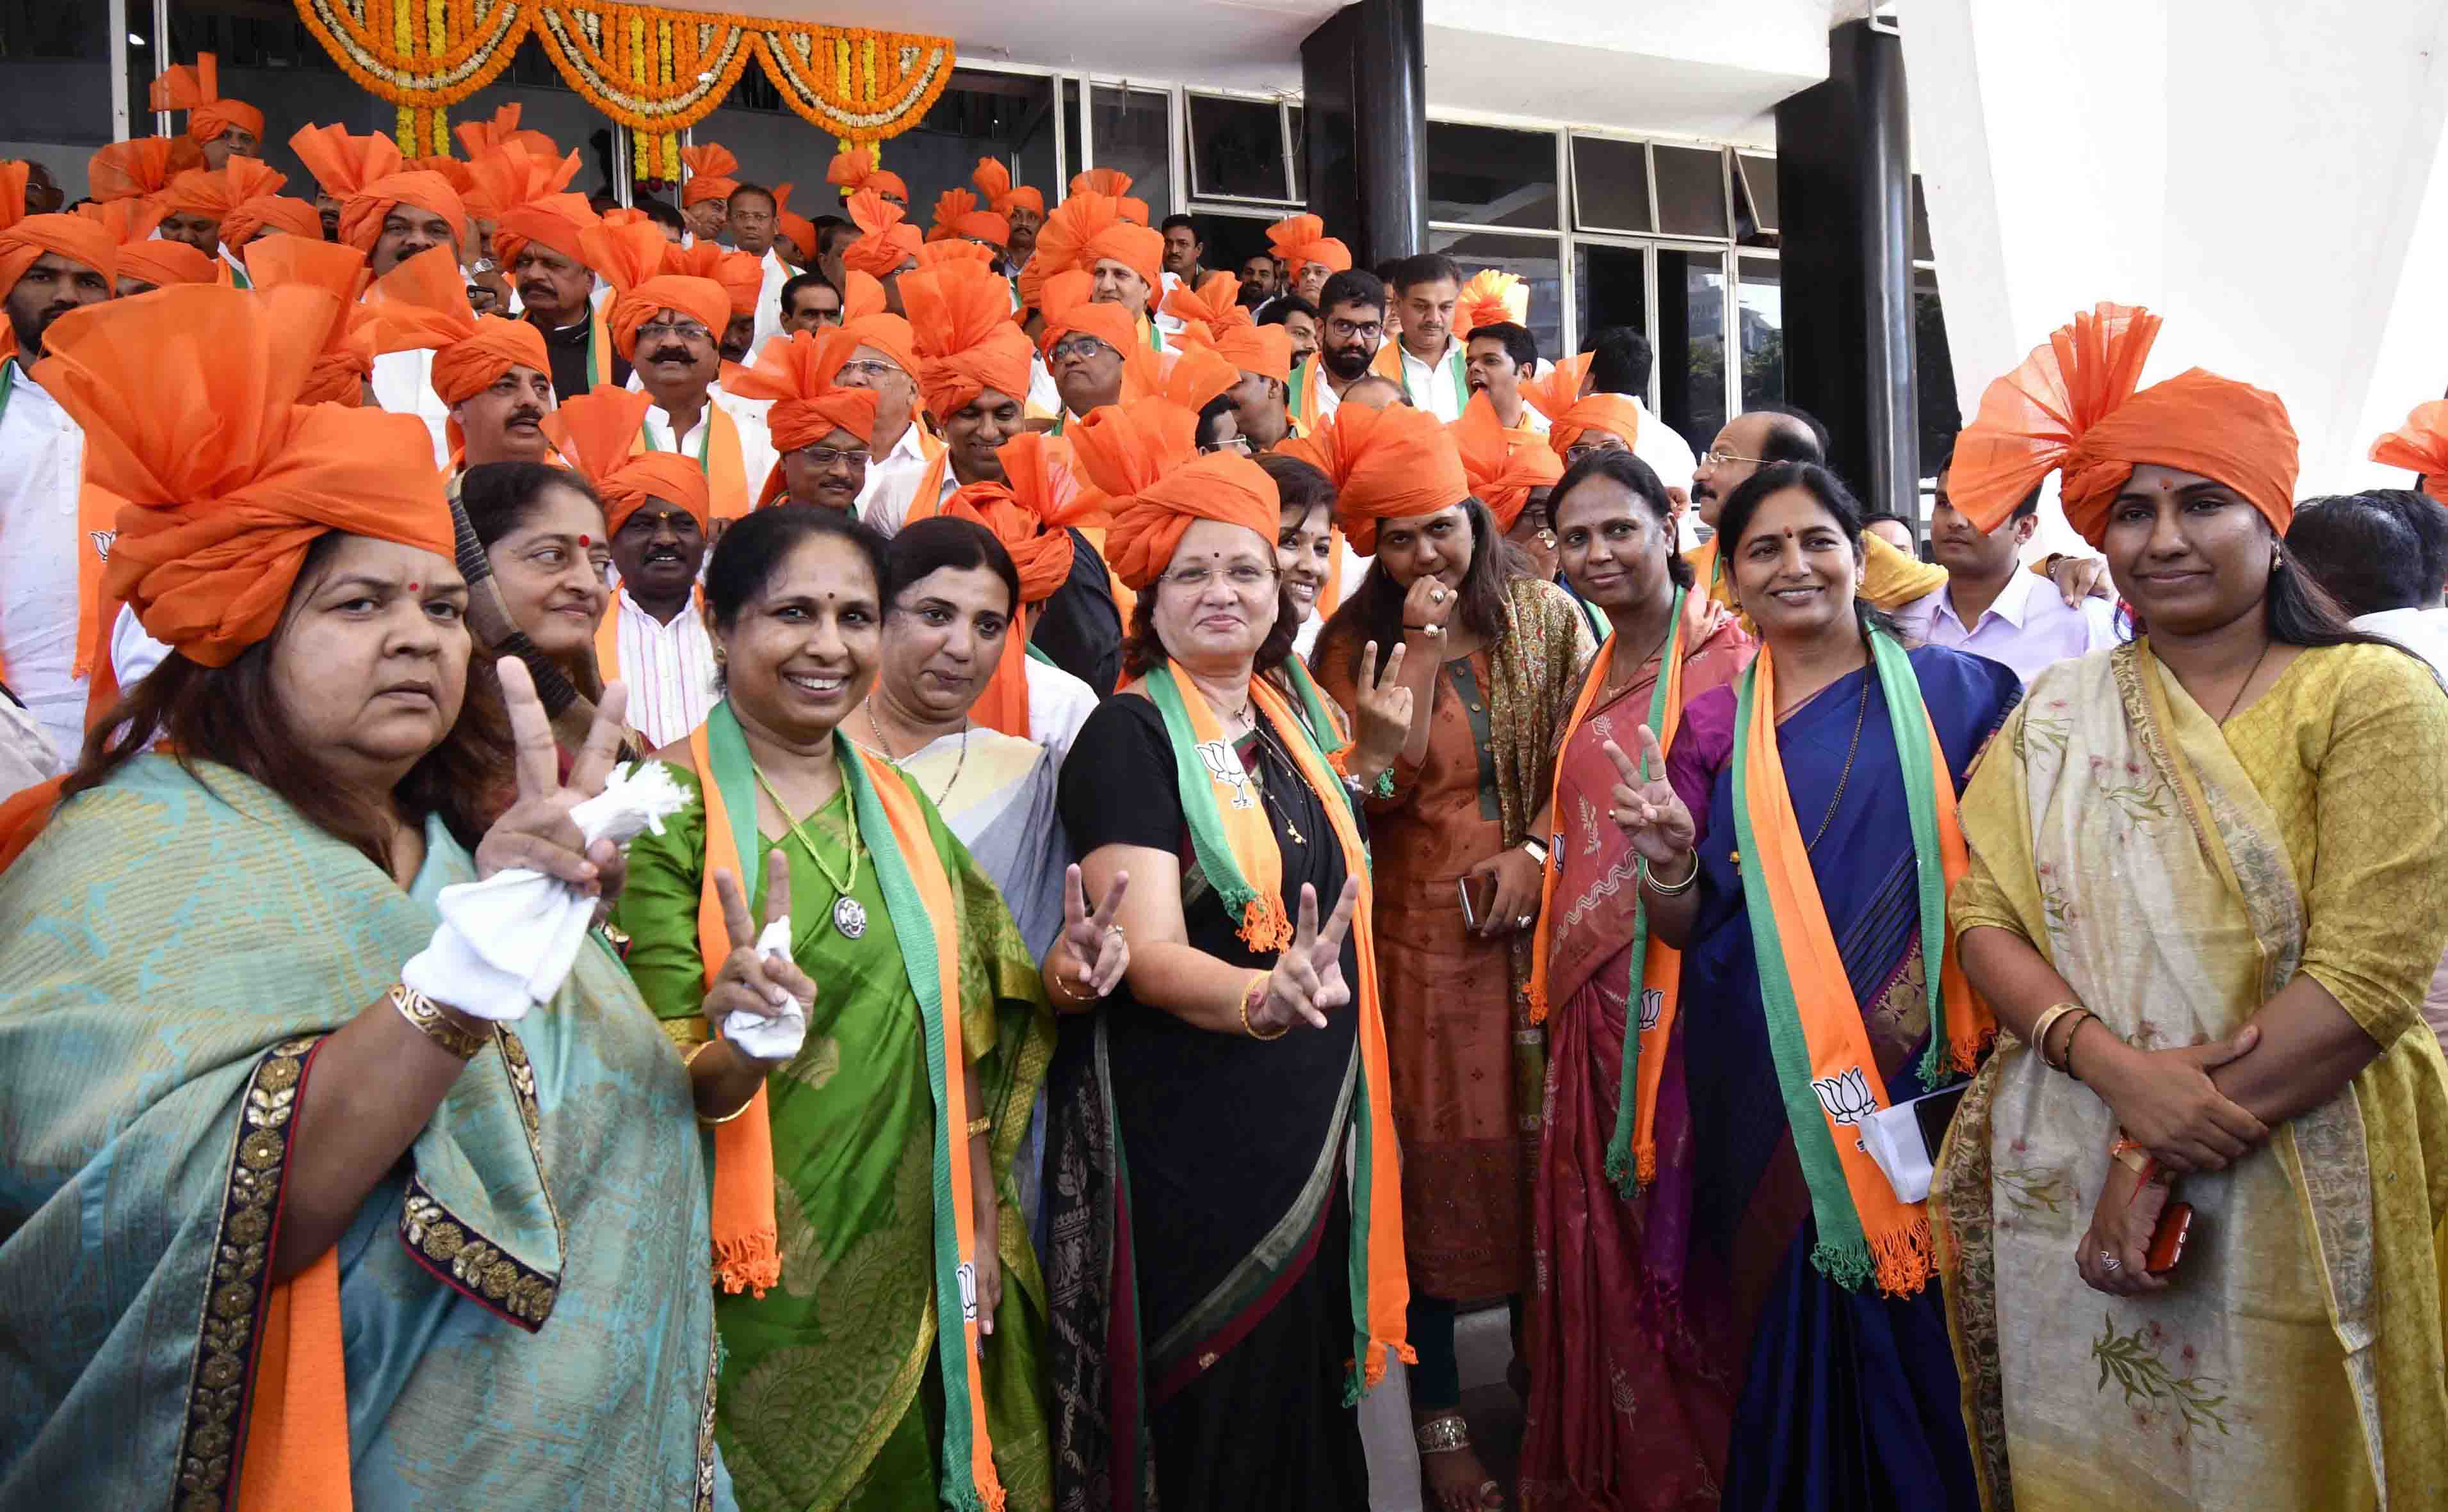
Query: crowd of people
4 52 2448 1512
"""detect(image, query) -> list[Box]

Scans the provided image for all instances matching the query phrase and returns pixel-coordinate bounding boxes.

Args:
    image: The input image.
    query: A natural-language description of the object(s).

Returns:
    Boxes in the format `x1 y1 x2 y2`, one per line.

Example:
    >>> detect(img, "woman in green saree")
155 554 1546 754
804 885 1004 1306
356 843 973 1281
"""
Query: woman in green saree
616 504 1128 1512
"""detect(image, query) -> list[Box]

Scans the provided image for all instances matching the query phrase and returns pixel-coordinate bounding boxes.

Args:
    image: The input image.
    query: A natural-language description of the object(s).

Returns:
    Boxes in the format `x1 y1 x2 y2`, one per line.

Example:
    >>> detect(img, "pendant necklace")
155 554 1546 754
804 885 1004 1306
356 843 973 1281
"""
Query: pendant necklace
1245 719 1308 846
751 758 868 939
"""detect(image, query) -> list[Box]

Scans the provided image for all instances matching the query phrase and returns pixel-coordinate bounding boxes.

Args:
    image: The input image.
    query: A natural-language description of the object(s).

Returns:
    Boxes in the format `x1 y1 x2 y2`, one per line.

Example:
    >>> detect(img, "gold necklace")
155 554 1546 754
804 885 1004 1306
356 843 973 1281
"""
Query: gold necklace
750 759 867 937
866 704 969 807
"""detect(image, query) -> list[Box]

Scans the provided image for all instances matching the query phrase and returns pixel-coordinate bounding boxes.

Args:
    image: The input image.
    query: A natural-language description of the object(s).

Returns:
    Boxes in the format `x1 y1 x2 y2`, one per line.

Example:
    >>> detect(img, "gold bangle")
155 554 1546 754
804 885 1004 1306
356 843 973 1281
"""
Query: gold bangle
684 1040 761 1126
2029 1002 2083 1068
966 1115 993 1139
1240 970 1286 1040
390 983 490 1061
1642 850 1701 896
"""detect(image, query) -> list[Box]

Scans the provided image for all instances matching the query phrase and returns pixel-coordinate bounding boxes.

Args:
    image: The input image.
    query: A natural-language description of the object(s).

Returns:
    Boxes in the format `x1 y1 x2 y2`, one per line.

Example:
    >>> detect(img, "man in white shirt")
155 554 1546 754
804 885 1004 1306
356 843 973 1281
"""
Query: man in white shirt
0 216 117 762
1374 253 1467 421
612 273 768 520
1894 463 2117 686
726 182 792 355
601 491 718 748
835 314 941 535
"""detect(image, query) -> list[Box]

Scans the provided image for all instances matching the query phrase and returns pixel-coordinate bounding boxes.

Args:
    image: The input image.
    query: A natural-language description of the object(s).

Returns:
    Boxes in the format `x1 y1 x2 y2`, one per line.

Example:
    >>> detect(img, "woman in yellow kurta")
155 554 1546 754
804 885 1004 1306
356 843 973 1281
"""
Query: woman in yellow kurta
1931 303 2448 1510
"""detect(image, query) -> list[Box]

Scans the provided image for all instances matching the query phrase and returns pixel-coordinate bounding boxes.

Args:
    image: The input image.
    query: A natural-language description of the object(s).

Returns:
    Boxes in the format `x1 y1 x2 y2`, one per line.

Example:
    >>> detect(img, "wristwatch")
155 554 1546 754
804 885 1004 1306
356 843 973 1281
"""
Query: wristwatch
1520 838 1548 866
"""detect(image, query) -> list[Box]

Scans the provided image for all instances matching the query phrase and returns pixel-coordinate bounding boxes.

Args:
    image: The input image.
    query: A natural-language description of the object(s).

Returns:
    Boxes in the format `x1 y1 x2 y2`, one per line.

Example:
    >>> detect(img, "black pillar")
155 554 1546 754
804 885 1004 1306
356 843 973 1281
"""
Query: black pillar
1774 20 1920 522
1300 0 1426 270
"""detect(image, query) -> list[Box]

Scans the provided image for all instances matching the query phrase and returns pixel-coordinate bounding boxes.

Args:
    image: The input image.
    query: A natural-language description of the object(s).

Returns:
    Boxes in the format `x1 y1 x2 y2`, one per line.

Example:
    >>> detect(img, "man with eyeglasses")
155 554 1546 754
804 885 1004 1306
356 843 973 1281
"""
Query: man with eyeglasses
829 307 941 533
726 325 881 518
1037 269 1142 430
1286 268 1389 433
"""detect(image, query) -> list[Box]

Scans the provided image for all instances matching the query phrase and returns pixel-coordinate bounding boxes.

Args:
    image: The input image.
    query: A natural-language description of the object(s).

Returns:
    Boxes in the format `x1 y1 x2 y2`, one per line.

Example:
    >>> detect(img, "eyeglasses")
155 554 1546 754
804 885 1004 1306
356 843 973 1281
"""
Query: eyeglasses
836 358 901 381
1701 447 1771 468
1326 317 1382 342
797 446 870 469
1050 335 1117 363
636 319 713 344
1199 435 1252 456
1564 440 1628 463
1159 563 1279 592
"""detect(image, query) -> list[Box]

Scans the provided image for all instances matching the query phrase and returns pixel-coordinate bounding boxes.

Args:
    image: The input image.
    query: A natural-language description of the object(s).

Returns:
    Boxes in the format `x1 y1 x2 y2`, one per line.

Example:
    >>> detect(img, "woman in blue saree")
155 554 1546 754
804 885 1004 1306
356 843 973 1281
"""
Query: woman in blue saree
1612 462 2018 1509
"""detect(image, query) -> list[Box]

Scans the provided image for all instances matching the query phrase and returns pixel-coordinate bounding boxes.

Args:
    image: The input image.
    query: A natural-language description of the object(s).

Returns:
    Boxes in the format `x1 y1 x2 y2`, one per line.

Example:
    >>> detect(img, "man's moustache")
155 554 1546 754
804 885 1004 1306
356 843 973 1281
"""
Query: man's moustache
649 345 693 364
506 408 545 428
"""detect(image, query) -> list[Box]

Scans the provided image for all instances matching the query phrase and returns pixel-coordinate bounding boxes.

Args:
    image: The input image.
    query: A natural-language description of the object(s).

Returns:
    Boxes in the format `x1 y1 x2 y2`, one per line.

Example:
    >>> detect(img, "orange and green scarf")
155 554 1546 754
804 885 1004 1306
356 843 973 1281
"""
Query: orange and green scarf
685 700 1006 1510
1137 663 1413 1394
1730 629 1989 1296
1528 585 1687 1193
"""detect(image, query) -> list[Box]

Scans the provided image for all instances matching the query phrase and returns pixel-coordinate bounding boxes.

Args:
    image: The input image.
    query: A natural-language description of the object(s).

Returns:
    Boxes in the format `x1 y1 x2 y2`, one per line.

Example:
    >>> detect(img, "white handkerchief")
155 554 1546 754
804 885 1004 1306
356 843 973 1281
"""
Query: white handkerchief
721 916 807 1061
1860 1096 1939 1203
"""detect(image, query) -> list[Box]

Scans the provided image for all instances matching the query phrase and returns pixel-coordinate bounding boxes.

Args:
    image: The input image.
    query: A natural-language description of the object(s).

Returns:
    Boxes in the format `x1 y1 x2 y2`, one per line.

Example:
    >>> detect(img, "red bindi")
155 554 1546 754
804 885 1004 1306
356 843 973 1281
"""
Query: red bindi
408 581 421 591
577 534 592 547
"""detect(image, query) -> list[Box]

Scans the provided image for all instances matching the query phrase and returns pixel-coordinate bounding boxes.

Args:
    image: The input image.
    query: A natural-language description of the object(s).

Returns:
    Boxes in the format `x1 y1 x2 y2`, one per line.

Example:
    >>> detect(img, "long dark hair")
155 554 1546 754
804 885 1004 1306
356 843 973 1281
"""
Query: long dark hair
64 533 512 875
461 460 612 700
1315 494 1516 679
1551 448 1696 593
1712 460 1901 641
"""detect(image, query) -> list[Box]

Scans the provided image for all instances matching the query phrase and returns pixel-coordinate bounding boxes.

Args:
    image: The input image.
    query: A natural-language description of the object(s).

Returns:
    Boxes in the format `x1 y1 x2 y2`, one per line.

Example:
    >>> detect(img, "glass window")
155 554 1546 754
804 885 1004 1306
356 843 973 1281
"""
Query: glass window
1653 144 1728 239
1196 211 1279 295
1737 153 1778 235
1572 243 1649 382
1737 255 1784 409
1427 121 1557 230
3 1 112 204
1657 248 1728 455
1063 78 1082 186
1429 230 1562 362
1911 174 1935 263
1187 93 1290 202
1286 105 1304 198
1915 266 1955 479
1090 83 1171 217
1571 136 1651 234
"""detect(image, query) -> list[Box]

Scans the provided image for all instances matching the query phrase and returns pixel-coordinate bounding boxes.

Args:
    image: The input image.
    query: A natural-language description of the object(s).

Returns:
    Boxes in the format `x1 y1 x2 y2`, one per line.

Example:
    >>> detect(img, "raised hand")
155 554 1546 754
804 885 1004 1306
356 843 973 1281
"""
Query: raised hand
1603 727 1696 867
706 848 818 1063
1350 639 1414 768
475 659 632 891
1252 876 1363 1033
1052 862 1132 1002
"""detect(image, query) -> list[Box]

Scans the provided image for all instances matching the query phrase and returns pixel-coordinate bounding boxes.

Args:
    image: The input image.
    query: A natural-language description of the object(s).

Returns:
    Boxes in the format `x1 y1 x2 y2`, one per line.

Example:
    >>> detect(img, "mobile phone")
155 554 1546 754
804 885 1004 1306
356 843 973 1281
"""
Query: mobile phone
2146 1201 2194 1275
1457 873 1497 931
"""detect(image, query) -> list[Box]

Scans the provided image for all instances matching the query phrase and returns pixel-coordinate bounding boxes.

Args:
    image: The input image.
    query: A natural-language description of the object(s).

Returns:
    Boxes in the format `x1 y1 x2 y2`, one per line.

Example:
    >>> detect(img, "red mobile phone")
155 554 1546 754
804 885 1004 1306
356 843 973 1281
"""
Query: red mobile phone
1457 873 1498 931
2146 1202 2194 1275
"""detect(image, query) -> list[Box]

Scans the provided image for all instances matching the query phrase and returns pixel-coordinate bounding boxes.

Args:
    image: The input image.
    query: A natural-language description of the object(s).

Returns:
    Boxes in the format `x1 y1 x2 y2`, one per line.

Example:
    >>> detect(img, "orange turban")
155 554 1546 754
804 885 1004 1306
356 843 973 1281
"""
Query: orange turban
973 157 1042 218
368 245 551 408
1305 401 1473 554
111 211 219 289
827 145 909 205
933 432 1093 734
464 141 582 228
1073 398 1282 591
88 138 177 203
241 236 378 406
547 386 711 535
289 124 469 254
1037 268 1140 364
778 209 817 260
1161 272 1240 345
903 259 1034 421
150 54 263 147
222 195 324 249
0 166 119 351
915 239 997 271
667 241 764 318
841 269 888 322
33 283 451 667
681 143 740 207
1165 273 1292 382
1950 302 2299 547
160 158 286 223
1455 269 1527 337
1523 352 1642 458
492 191 600 273
407 155 478 205
1452 400 1563 531
1068 170 1149 227
724 328 882 506
2369 400 2448 504
1035 193 1162 310
455 104 558 163
928 188 1010 248
840 189 922 280
1267 213 1350 282
586 216 728 360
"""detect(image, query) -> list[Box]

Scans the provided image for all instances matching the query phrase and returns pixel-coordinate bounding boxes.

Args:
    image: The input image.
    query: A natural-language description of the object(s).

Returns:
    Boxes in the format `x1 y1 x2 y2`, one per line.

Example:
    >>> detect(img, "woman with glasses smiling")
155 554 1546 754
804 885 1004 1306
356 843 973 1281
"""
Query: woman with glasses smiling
1045 394 1411 1509
1306 401 1594 1512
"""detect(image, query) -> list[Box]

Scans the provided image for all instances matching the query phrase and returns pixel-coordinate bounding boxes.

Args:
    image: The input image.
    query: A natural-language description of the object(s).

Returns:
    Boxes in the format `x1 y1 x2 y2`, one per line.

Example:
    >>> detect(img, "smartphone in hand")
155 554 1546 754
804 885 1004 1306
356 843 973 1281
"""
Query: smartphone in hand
1457 873 1498 931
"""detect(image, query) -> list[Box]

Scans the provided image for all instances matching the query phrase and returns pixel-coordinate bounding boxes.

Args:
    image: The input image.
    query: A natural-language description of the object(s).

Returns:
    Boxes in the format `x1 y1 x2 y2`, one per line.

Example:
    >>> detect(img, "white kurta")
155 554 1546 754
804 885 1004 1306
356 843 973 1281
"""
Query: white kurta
1630 396 1699 497
628 374 779 515
1393 340 1467 421
604 589 720 749
0 365 90 760
1023 656 1099 767
857 421 937 536
369 346 453 466
750 246 791 355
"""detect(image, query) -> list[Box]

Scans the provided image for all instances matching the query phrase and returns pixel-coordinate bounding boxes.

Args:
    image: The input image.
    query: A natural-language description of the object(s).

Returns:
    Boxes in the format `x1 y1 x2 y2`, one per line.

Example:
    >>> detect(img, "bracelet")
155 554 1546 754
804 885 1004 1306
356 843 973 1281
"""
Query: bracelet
391 983 491 1061
2029 1002 2084 1067
1240 970 1286 1040
2061 1013 2109 1083
967 1114 993 1138
684 1041 762 1127
2109 1134 2157 1178
1048 956 1097 1006
1642 850 1700 896
1402 623 1445 636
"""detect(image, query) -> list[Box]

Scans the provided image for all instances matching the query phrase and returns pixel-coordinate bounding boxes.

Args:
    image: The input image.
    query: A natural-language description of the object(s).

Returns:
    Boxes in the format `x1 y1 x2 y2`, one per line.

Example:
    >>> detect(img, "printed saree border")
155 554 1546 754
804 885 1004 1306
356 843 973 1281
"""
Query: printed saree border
174 1034 319 1512
393 1027 566 1331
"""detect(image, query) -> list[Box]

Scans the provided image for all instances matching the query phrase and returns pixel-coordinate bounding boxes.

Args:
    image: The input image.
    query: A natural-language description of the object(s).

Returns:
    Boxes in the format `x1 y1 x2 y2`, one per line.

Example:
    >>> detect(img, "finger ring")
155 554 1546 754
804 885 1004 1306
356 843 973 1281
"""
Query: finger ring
1103 925 1125 942
1516 914 1531 929
1431 587 1446 602
2098 1250 2121 1273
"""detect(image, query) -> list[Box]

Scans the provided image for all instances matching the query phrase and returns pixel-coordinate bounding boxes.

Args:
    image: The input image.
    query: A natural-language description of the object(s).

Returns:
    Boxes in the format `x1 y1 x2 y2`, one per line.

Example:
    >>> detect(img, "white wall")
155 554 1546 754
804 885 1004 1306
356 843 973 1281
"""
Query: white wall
1906 0 2448 515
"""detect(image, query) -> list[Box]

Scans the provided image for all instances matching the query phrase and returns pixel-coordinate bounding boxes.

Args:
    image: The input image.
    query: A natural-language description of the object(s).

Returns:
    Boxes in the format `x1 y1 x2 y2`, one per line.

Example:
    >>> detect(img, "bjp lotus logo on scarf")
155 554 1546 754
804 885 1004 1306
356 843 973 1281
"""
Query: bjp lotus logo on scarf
1196 739 1260 810
1638 987 1663 1032
1811 1066 1877 1127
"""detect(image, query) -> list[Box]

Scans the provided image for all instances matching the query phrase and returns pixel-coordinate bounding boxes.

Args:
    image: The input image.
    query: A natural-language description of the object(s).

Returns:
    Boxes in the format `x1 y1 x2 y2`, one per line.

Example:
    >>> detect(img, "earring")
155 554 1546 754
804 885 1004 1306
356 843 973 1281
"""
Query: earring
713 648 727 666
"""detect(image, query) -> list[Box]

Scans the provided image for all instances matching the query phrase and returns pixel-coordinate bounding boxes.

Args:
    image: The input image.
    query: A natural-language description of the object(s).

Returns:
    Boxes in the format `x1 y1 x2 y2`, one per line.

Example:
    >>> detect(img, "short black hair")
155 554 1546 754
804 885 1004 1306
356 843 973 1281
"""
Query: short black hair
1315 269 1386 321
2287 494 2435 618
1750 401 1829 465
1196 393 1238 451
1384 253 1461 295
1257 294 1319 328
884 517 1021 621
1550 449 1694 591
1581 325 1653 394
1466 320 1537 372
638 197 685 233
2372 487 2448 598
1256 453 1336 513
780 270 840 314
1862 510 1913 531
811 214 854 256
727 182 777 213
704 504 889 632
1160 214 1199 239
